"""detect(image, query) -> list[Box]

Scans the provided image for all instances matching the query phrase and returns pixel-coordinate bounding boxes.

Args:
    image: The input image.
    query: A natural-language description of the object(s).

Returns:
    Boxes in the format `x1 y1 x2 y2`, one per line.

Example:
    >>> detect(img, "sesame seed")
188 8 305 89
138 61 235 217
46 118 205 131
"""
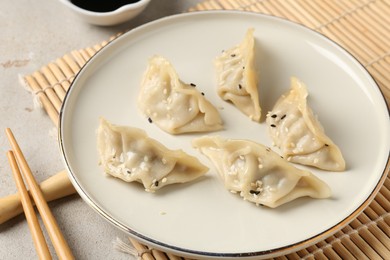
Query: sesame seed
238 84 242 89
201 92 205 96
250 190 261 195
281 114 286 120
271 114 277 118
270 124 276 127
231 54 236 57
161 177 167 183
148 117 153 123
190 83 196 87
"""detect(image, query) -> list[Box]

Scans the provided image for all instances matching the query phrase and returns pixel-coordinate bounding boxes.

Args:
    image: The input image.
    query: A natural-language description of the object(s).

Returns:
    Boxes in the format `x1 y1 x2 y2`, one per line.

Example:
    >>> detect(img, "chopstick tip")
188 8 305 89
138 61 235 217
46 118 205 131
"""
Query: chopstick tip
5 127 13 136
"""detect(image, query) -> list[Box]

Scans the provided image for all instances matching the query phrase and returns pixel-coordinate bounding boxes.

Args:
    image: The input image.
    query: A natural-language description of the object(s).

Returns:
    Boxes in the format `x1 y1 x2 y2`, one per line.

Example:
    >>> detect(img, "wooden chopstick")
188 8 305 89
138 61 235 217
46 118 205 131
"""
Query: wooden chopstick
5 128 74 260
6 151 52 259
0 170 77 225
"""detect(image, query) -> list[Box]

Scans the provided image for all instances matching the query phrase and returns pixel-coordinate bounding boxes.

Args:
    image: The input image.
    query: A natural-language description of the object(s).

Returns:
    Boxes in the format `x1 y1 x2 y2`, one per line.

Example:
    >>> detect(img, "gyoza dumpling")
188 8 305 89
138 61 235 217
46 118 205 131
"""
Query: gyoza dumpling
138 55 223 134
266 77 345 171
97 118 208 192
192 136 331 208
214 28 261 121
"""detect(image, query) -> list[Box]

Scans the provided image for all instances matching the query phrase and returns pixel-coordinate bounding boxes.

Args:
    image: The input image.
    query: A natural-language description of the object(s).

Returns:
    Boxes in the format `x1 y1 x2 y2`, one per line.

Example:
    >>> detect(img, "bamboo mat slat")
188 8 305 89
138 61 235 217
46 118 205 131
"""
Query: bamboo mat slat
21 0 389 259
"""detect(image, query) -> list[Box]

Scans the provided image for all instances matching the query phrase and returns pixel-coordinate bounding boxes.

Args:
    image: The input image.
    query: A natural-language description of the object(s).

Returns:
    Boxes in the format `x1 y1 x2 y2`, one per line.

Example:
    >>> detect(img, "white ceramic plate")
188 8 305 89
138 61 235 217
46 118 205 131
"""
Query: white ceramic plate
59 11 390 259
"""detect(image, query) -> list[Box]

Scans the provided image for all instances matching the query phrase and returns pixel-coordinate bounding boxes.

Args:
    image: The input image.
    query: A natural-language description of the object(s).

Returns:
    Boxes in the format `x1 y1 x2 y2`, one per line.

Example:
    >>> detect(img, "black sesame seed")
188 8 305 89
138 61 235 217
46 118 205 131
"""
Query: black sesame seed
231 54 236 57
190 83 196 87
271 114 277 118
270 124 276 127
148 117 153 123
238 84 242 89
242 66 245 69
250 190 261 195
154 180 159 187
281 114 286 120
201 92 205 96
126 170 131 174
325 144 329 147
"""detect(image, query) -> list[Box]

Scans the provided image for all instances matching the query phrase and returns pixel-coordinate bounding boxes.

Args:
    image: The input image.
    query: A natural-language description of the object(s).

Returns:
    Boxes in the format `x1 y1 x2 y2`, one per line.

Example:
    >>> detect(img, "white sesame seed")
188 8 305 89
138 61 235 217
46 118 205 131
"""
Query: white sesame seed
119 153 125 163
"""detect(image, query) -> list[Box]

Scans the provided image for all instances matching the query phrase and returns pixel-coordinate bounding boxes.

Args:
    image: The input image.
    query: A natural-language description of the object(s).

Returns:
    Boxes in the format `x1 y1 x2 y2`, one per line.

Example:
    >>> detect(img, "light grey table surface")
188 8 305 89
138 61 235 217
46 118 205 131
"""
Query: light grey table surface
0 0 203 259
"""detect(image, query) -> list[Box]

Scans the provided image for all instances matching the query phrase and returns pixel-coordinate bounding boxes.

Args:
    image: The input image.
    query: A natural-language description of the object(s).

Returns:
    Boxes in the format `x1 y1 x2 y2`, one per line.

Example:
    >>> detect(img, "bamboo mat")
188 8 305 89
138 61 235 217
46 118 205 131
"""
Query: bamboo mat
21 0 390 259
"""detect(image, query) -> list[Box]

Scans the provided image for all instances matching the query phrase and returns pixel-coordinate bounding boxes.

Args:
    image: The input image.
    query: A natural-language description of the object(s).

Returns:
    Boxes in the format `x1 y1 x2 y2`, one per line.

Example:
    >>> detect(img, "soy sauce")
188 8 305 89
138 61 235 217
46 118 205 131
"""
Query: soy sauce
70 0 141 12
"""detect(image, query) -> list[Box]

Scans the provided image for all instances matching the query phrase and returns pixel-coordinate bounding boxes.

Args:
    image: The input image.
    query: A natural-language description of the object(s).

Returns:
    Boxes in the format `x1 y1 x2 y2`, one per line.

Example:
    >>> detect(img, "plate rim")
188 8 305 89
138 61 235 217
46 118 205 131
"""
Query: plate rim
58 10 390 258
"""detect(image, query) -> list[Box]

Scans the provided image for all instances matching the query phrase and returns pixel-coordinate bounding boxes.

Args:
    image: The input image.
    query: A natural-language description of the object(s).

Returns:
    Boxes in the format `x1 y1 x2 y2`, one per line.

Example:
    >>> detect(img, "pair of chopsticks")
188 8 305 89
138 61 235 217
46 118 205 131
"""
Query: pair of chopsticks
5 128 74 259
